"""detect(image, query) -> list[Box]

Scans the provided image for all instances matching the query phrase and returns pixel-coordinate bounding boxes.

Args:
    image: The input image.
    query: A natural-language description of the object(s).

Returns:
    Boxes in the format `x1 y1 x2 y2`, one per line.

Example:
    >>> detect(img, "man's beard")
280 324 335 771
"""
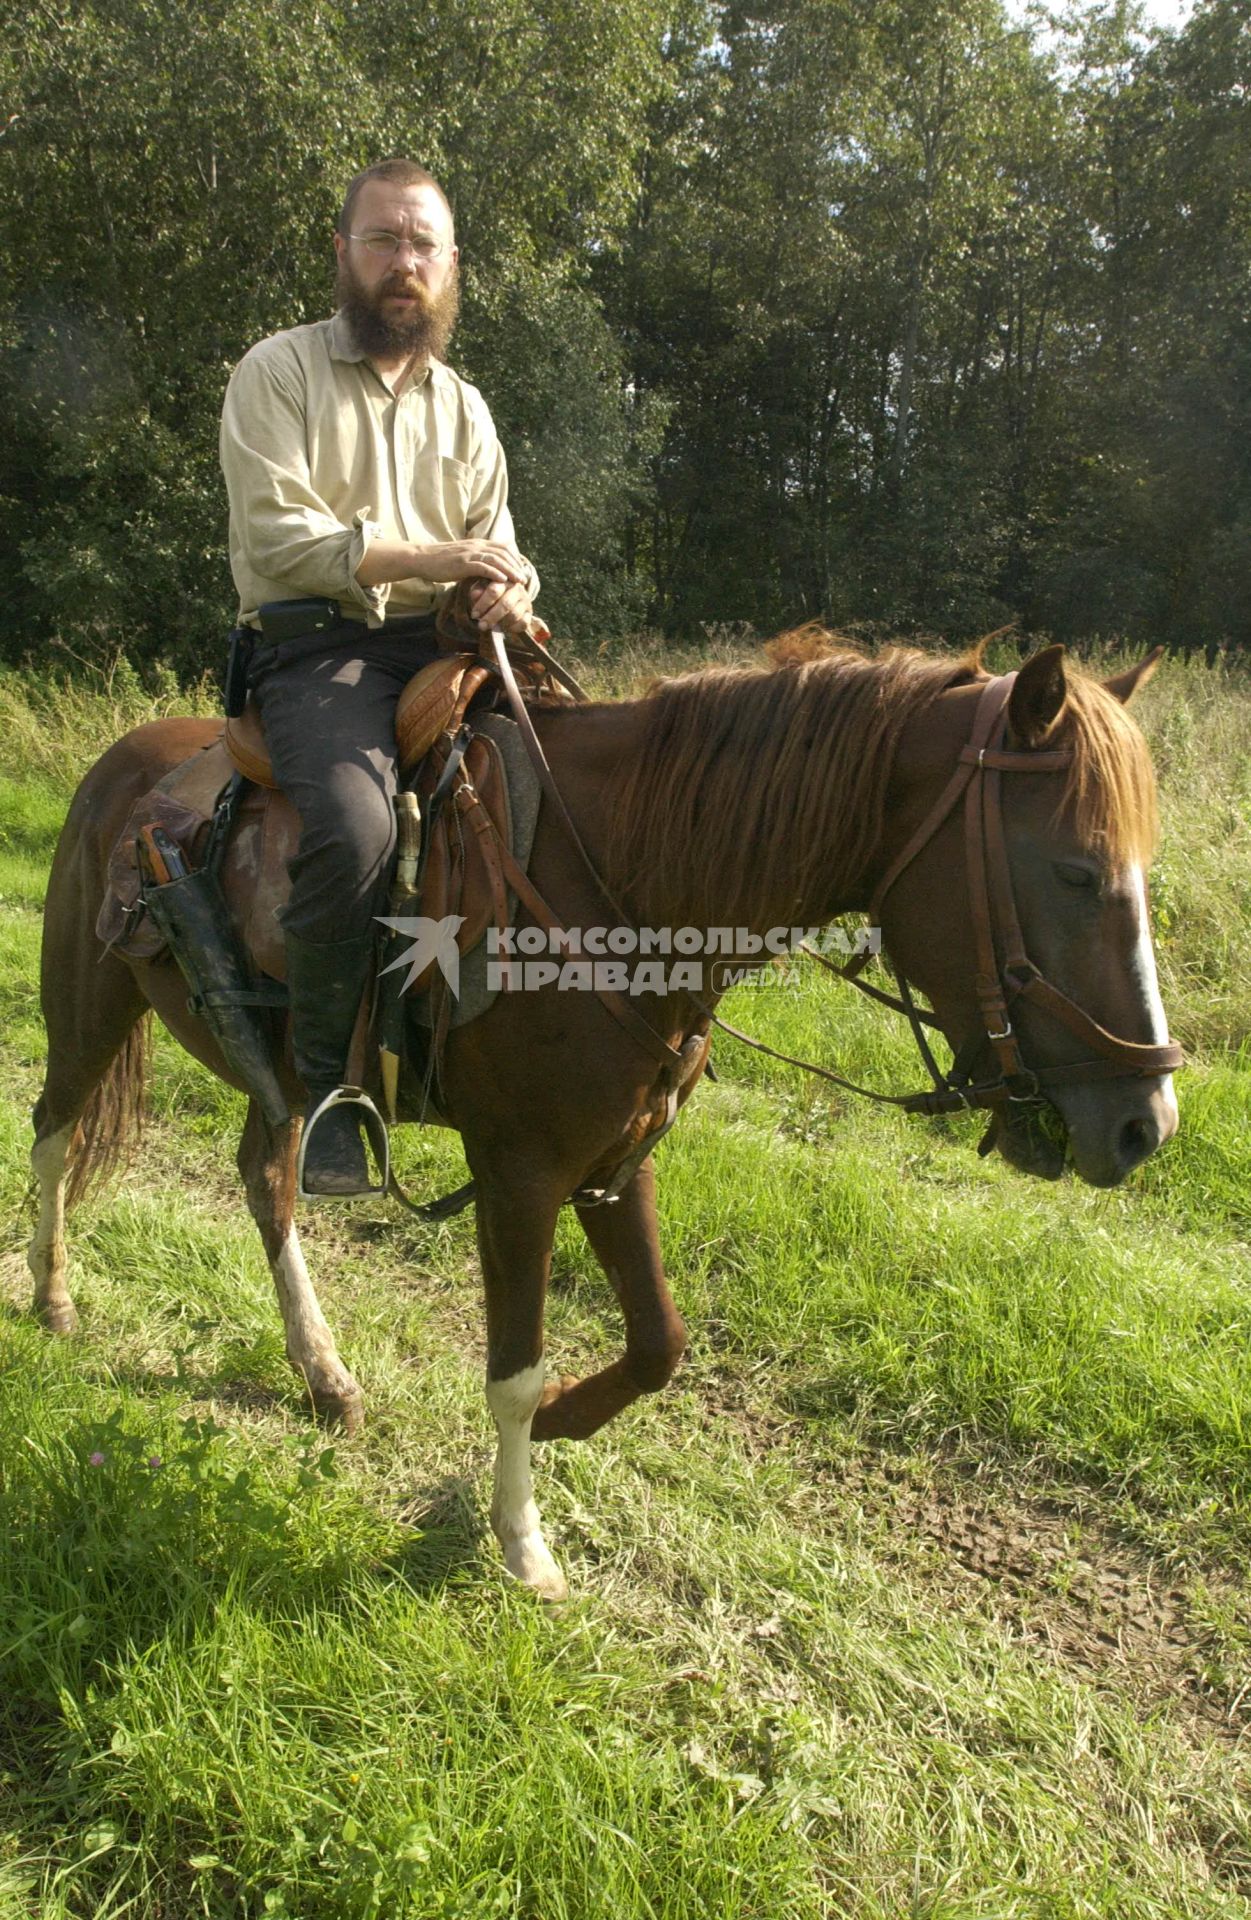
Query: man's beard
337 258 460 362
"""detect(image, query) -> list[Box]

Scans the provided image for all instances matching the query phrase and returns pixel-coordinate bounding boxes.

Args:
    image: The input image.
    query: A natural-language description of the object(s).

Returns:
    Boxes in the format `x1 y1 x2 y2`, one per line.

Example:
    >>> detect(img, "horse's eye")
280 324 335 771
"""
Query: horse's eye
1054 861 1099 892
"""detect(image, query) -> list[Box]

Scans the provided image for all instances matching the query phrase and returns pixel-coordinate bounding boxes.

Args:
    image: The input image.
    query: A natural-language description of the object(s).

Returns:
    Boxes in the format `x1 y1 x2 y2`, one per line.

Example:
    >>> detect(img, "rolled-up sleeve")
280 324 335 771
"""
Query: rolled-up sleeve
220 344 386 620
463 409 540 602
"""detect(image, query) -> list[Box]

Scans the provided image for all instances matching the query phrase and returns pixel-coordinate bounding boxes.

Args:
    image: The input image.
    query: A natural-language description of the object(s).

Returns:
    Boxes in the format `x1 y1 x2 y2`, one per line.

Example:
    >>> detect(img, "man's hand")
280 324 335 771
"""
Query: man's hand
469 577 534 634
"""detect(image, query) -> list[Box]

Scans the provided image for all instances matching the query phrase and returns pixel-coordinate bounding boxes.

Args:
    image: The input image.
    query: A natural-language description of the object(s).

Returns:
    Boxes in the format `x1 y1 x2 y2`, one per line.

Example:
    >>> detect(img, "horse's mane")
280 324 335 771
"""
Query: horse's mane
603 627 1157 930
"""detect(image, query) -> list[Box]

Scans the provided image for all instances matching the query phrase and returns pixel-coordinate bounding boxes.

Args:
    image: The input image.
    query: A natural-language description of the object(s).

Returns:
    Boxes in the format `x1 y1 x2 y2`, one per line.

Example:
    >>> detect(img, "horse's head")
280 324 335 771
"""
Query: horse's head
878 645 1180 1187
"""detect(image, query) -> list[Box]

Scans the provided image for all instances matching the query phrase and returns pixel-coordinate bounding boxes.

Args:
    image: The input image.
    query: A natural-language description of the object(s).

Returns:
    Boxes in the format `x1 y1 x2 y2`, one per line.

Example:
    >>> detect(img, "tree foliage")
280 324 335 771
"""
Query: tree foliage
0 0 1246 673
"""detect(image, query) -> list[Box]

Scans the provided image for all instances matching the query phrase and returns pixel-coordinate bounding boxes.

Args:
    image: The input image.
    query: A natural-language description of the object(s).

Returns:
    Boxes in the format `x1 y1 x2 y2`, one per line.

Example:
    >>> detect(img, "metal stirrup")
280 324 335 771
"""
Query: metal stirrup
296 1086 391 1200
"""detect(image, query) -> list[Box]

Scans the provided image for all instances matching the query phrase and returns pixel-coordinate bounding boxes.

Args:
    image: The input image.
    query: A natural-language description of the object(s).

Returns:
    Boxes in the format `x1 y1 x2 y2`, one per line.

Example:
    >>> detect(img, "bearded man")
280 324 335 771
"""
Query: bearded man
220 158 539 1195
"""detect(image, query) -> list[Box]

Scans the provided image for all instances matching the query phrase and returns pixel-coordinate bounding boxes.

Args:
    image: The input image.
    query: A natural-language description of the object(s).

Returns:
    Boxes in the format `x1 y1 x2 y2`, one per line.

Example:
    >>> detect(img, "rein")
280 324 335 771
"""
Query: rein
481 638 1183 1130
486 630 688 1079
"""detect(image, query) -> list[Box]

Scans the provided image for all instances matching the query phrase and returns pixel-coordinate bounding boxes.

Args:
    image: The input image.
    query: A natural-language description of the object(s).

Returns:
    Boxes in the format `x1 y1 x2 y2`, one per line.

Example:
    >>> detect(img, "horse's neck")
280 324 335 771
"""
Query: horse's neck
538 697 866 941
536 703 644 868
542 673 983 946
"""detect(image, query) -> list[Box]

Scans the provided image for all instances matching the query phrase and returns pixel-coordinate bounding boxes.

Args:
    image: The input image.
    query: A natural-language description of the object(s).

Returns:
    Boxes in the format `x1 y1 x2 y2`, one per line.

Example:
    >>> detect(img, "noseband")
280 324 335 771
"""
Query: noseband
851 670 1185 1116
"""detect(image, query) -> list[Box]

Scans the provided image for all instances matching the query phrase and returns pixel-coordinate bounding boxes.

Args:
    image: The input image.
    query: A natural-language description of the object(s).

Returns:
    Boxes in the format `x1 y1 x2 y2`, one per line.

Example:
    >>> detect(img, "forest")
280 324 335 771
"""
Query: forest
1 0 1247 672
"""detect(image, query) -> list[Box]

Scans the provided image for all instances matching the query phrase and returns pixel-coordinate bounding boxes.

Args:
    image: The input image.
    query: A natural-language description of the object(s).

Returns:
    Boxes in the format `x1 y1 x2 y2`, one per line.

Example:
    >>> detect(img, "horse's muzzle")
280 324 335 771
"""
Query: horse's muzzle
1048 1076 1179 1188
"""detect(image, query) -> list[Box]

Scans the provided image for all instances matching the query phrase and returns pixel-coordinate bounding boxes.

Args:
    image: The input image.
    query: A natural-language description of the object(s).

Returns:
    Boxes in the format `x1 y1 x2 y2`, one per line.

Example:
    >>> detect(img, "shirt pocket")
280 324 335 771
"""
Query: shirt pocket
409 449 474 540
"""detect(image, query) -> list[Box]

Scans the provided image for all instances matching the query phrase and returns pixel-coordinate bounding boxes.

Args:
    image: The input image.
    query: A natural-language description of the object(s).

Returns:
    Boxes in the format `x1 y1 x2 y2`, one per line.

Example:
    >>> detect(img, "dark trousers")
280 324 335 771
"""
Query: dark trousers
251 621 442 944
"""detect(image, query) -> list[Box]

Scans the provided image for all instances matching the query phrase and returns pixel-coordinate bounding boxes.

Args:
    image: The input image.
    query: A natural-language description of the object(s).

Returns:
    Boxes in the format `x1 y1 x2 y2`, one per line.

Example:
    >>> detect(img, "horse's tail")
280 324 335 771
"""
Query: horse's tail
64 1014 152 1209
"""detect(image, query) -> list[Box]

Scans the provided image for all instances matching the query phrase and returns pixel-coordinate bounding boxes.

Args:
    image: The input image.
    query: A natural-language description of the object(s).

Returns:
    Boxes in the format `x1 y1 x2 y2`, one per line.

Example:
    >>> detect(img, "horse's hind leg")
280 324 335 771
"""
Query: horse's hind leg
29 1121 79 1334
532 1156 686 1443
29 954 151 1335
236 1100 365 1433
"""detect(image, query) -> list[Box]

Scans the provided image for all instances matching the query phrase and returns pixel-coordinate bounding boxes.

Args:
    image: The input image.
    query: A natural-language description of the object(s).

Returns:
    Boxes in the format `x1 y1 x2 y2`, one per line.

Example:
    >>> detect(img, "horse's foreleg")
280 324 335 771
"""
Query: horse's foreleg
476 1174 568 1600
29 1123 78 1334
532 1157 685 1443
236 1101 365 1433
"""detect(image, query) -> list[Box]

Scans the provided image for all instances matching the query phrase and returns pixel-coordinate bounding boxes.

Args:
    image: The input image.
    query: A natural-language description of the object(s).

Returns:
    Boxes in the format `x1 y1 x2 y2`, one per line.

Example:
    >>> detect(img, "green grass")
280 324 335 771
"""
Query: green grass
1 648 1250 1917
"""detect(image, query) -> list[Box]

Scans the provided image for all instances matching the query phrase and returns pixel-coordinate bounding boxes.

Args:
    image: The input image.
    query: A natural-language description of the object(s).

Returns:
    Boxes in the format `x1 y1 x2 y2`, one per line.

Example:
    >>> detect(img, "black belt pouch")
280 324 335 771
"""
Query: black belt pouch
224 626 254 718
225 596 339 717
256 597 343 644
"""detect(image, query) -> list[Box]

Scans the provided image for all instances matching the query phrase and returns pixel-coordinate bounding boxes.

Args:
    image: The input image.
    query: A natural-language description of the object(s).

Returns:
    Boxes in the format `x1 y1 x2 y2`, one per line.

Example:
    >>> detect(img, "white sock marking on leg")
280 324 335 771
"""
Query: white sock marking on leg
28 1125 74 1306
486 1361 567 1600
273 1226 346 1378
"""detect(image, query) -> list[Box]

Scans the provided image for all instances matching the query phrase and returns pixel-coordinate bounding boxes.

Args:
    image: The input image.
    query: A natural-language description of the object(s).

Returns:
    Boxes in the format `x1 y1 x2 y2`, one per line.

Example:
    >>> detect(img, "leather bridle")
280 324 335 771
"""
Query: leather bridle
788 669 1185 1119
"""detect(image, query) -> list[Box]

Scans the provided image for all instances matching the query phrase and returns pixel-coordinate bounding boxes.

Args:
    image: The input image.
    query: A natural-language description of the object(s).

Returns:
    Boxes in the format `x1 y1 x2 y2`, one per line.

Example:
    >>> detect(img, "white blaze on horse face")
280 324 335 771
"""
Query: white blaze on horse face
1129 864 1179 1123
486 1361 568 1602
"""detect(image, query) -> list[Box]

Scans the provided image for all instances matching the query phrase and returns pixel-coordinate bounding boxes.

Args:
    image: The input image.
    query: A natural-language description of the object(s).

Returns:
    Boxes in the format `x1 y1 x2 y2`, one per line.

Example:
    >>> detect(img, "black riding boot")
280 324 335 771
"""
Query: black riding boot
285 931 376 1197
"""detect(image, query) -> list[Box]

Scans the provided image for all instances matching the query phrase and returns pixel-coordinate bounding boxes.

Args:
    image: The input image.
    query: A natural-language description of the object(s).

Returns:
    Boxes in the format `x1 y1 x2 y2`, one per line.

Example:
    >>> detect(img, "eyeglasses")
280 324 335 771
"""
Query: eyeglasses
349 230 448 262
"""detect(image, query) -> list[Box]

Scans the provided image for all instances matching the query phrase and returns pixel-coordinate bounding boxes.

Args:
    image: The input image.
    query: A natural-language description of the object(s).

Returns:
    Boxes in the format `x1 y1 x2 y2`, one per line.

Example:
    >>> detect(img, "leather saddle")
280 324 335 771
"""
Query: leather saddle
97 653 525 995
220 651 496 792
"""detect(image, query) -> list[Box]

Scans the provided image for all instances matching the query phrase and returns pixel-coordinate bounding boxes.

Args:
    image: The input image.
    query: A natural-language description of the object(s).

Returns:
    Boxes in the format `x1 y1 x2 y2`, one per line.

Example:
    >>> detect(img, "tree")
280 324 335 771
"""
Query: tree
0 0 677 671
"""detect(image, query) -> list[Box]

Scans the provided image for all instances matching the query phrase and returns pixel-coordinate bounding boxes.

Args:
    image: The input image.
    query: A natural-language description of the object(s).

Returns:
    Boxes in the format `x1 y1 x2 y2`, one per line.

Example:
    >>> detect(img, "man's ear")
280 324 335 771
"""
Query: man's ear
1103 646 1164 705
1007 644 1068 747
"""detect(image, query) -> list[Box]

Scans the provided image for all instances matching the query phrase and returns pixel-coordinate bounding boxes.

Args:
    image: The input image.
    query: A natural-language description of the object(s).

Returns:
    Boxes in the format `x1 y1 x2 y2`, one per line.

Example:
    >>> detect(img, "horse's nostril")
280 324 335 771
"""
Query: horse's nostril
1118 1114 1156 1171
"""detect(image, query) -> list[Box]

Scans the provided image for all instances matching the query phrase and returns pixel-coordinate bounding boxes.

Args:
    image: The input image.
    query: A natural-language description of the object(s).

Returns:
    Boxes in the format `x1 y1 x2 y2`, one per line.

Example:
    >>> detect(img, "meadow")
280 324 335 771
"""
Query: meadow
1 640 1249 1919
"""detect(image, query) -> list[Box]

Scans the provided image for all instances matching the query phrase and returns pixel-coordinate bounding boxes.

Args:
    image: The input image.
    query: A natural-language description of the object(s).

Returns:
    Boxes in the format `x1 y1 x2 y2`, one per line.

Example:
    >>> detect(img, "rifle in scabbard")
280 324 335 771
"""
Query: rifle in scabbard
136 816 290 1130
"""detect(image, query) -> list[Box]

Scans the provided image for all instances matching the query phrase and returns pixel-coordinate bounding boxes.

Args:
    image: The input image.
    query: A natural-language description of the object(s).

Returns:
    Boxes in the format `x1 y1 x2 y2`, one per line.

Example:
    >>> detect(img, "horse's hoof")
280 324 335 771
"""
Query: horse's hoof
502 1533 569 1602
310 1383 365 1434
37 1301 79 1336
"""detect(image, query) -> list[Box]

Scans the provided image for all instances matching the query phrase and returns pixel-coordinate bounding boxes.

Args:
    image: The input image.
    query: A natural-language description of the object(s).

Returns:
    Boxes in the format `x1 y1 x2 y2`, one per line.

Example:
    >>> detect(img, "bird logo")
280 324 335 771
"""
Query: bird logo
376 914 467 997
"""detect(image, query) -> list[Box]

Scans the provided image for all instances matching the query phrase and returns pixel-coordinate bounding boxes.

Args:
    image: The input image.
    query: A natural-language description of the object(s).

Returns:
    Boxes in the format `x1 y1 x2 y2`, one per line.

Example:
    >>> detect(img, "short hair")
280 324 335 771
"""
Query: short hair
338 159 454 236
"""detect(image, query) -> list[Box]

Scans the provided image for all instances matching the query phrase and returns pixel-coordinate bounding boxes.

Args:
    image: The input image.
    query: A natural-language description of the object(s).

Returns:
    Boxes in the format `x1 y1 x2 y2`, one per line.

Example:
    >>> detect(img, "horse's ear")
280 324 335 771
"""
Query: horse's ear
1102 646 1164 705
1008 644 1067 747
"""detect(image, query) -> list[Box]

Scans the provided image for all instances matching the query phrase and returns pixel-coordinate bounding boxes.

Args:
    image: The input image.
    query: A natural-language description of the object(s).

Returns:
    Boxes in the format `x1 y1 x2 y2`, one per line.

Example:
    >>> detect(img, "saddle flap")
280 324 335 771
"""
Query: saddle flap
405 732 513 993
226 784 298 982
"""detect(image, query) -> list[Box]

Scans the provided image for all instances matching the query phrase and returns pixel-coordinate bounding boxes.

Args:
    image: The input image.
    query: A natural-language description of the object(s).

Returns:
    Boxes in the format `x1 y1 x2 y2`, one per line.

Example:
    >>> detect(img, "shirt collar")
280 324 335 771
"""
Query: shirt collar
328 309 366 363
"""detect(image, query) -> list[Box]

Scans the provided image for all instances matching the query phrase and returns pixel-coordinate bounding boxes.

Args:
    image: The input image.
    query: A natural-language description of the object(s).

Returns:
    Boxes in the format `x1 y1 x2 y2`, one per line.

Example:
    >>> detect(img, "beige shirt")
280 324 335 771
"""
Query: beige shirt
220 311 536 626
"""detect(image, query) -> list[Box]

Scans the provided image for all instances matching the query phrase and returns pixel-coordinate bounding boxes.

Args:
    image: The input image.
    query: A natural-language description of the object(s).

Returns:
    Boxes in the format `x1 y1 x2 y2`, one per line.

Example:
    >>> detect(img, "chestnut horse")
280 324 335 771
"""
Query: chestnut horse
28 637 1178 1599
